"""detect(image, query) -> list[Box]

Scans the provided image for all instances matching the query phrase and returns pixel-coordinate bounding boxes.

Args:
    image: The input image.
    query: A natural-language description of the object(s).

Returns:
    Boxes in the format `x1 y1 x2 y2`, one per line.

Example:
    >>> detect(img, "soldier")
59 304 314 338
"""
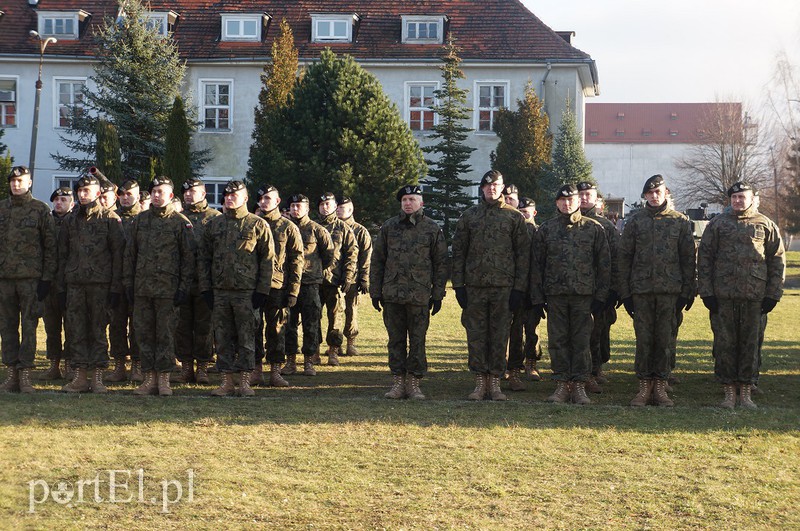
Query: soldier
58 171 125 393
250 184 304 388
530 184 610 404
336 196 372 357
284 194 334 376
317 192 358 366
577 181 620 393
125 177 195 396
697 181 784 408
172 196 183 213
99 179 118 211
503 183 520 209
199 180 274 397
139 190 151 211
618 174 696 407
40 187 75 381
175 178 221 384
371 185 448 399
452 170 530 401
0 166 57 393
107 179 142 383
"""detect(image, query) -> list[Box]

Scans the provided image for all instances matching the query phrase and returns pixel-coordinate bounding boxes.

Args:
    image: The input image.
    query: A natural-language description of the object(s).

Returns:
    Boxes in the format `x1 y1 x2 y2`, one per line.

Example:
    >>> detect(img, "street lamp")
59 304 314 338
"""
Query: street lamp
28 30 57 178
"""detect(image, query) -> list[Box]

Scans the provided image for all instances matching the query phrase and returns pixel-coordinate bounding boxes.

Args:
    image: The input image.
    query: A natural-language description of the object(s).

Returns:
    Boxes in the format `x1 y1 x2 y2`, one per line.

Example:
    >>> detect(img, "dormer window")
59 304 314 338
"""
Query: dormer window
311 14 357 43
38 10 91 40
402 16 445 43
221 14 268 42
143 11 179 36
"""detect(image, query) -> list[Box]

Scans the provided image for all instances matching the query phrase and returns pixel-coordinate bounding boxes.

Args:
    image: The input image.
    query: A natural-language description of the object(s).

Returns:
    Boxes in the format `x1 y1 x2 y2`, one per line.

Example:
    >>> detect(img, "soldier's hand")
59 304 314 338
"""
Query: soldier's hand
286 295 298 308
108 292 121 309
591 299 605 315
201 290 214 310
358 282 369 295
509 290 525 312
701 296 718 314
532 303 547 320
372 297 382 312
58 292 67 312
340 282 353 294
675 296 691 313
761 297 778 314
429 298 442 316
622 297 635 318
454 287 468 309
251 291 269 309
173 289 188 307
606 290 619 310
37 280 51 301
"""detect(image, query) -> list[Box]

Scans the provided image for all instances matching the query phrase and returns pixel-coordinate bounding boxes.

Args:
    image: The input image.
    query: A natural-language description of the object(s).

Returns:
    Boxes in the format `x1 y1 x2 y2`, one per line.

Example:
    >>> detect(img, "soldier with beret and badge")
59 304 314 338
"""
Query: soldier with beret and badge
98 179 119 211
199 180 274 397
371 185 449 400
0 166 57 394
336 196 372 357
503 184 520 209
698 181 785 408
452 170 530 401
139 191 151 211
58 170 125 393
618 174 696 407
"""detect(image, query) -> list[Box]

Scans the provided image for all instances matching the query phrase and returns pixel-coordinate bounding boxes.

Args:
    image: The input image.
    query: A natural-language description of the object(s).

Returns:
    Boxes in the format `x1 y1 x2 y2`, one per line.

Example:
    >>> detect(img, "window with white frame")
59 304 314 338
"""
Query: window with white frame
402 16 444 43
54 175 79 192
204 180 229 208
38 11 89 39
0 78 17 127
475 82 509 133
311 14 356 42
222 14 265 41
54 78 85 128
406 82 438 132
200 80 232 132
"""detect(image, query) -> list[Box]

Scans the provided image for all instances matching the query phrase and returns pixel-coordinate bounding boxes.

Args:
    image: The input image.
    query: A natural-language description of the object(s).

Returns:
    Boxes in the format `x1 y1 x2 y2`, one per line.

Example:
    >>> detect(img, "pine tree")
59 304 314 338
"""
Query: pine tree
164 95 192 190
422 37 476 243
551 99 593 186
95 118 123 183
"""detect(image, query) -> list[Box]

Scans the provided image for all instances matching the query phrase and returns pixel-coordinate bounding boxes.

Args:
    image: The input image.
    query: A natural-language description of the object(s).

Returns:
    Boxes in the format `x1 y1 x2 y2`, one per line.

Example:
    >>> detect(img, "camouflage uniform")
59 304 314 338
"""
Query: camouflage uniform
452 199 530 376
109 201 141 366
318 212 358 351
341 214 372 346
43 209 71 364
370 208 448 377
508 217 540 371
0 191 57 370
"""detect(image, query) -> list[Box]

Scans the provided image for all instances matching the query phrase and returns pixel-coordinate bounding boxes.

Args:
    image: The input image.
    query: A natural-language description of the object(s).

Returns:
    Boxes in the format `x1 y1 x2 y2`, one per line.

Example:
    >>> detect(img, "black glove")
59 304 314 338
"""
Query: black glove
509 290 525 312
37 280 51 301
701 296 719 314
685 296 694 312
286 295 298 308
761 297 779 314
606 290 619 310
622 297 635 318
201 290 214 310
251 291 269 309
675 296 691 313
173 289 188 307
429 298 442 316
372 297 382 312
358 282 369 295
532 303 547 320
591 299 605 315
339 281 353 294
58 292 67 312
108 292 121 309
454 287 468 309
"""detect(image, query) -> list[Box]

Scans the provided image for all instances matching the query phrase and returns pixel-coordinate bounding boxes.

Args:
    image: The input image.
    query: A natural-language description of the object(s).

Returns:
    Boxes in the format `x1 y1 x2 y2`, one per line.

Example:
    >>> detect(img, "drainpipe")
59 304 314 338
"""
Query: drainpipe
541 61 551 105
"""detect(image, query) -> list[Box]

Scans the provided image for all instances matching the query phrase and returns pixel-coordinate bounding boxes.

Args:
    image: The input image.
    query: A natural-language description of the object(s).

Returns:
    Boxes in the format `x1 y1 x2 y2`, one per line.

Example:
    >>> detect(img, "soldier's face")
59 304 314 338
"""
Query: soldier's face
482 180 505 202
318 198 337 216
731 190 754 213
401 194 423 214
519 206 536 220
504 193 519 208
150 185 174 208
259 190 280 212
290 202 309 219
184 186 206 205
9 174 32 195
644 185 667 207
224 189 247 210
337 202 354 220
99 191 117 209
119 188 140 207
53 195 74 214
579 189 597 209
78 185 101 205
556 195 580 214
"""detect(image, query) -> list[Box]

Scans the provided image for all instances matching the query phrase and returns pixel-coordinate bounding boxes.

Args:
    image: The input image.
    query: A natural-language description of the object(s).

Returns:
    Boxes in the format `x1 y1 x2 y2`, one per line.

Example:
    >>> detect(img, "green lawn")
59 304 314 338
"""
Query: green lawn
1 253 799 529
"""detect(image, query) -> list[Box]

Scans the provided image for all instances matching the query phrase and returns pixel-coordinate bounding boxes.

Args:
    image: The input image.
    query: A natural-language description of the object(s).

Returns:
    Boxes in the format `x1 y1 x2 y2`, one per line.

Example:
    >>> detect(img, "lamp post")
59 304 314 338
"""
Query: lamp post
28 30 57 178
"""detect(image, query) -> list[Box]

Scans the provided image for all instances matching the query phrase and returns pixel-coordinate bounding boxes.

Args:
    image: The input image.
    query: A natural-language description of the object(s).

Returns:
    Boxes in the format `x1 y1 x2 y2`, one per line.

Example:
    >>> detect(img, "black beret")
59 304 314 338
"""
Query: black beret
182 178 204 191
555 184 578 200
396 184 423 201
727 181 754 197
50 187 73 202
100 180 118 194
289 194 309 204
318 192 337 205
503 184 519 195
257 184 278 198
480 170 503 185
120 179 139 192
75 173 101 191
7 165 30 181
576 181 597 191
224 180 246 195
139 191 150 201
518 197 536 209
149 176 174 192
338 196 352 206
641 174 665 197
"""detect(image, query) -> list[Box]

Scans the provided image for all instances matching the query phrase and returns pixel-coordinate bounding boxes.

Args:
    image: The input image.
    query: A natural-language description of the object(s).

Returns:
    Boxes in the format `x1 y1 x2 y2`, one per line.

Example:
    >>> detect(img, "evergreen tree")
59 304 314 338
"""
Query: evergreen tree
95 118 123 183
422 37 476 243
164 95 192 190
0 129 11 199
550 99 593 186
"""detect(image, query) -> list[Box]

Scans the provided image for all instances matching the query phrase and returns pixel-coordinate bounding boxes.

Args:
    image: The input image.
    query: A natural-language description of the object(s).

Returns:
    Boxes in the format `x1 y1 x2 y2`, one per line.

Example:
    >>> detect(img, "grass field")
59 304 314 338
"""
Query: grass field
1 253 799 529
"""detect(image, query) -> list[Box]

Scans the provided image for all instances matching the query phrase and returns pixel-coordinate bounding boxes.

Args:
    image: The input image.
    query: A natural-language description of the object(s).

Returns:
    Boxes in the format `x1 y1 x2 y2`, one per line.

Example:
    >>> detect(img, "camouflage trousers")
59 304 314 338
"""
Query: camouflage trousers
508 306 542 371
213 289 258 373
42 289 69 361
175 292 214 364
384 302 430 377
462 286 512 376
590 306 616 374
632 293 678 380
255 289 289 365
133 296 179 373
547 295 593 382
109 293 138 362
0 278 40 369
286 284 322 356
343 284 360 340
711 299 761 385
318 283 344 347
64 283 111 370
755 314 767 384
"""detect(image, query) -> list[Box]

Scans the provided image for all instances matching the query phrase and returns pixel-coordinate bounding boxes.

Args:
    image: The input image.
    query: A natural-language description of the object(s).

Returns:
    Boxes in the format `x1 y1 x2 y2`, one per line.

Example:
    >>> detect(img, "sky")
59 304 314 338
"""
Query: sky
523 0 800 105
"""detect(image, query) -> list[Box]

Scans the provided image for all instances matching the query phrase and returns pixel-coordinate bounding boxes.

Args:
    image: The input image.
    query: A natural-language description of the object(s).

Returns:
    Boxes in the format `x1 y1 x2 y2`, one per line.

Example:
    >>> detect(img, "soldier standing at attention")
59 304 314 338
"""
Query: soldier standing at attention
371 185 448 400
452 170 530 401
503 184 520 209
516 197 544 382
99 179 118 211
336 197 372 357
530 184 611 404
58 171 125 393
139 191 151 211
618 174 696 407
0 166 57 394
41 187 75 381
504 185 531 391
698 182 784 409
175 178 221 384
199 180 274 397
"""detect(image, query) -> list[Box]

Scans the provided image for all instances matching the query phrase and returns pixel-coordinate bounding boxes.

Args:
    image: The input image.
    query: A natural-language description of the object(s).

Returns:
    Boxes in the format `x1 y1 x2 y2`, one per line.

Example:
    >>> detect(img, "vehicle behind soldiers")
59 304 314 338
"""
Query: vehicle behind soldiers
336 197 372 357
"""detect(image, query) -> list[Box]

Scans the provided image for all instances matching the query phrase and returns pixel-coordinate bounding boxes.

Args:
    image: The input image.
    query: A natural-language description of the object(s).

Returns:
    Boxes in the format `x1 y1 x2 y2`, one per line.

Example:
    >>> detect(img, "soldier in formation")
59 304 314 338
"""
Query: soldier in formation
516 197 544 381
337 197 372 357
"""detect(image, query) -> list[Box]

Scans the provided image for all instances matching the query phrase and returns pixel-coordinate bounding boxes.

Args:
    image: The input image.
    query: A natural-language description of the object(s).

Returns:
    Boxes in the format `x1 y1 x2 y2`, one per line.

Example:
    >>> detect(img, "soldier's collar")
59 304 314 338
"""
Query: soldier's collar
10 190 32 205
580 205 597 217
225 203 249 219
262 207 281 221
645 200 668 216
322 211 338 223
151 202 174 218
559 209 582 224
119 201 141 215
186 198 208 213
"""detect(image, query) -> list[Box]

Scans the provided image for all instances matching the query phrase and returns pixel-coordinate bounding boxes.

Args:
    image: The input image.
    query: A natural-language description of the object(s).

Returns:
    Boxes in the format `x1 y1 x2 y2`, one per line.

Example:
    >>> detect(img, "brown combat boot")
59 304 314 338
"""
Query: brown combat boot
210 373 236 397
248 364 266 386
326 346 340 366
524 358 541 381
585 377 603 394
630 379 653 407
1 367 20 393
310 351 322 365
303 356 317 376
571 381 591 405
281 354 297 375
133 371 158 396
158 372 173 396
739 384 757 409
40 359 62 380
595 369 609 385
467 374 487 401
61 368 90 393
195 362 210 384
719 384 736 409
130 360 143 383
18 368 35 394
546 381 571 403
385 374 406 399
651 379 674 407
62 360 74 381
506 369 526 391
238 371 255 397
175 360 195 384
487 375 508 401
90 369 108 394
405 374 425 400
105 357 127 382
345 337 358 357
269 363 289 387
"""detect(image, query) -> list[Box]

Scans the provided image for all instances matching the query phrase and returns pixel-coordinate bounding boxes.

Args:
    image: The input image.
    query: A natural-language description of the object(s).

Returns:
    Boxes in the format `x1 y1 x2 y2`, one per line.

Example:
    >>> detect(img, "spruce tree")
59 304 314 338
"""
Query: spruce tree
551 99 593 186
422 37 476 243
95 118 123 183
164 95 192 190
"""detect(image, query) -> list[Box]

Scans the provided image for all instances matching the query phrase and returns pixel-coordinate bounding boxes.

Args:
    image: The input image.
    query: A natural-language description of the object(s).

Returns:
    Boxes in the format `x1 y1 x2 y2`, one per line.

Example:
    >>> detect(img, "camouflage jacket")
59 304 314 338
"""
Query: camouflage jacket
293 214 334 286
319 212 358 287
261 207 304 296
342 215 373 291
697 205 785 301
123 202 195 298
617 202 697 299
52 210 71 240
57 199 124 290
451 199 530 290
0 191 57 281
530 210 611 304
199 204 274 293
582 205 621 294
116 202 141 239
183 199 221 294
370 209 449 305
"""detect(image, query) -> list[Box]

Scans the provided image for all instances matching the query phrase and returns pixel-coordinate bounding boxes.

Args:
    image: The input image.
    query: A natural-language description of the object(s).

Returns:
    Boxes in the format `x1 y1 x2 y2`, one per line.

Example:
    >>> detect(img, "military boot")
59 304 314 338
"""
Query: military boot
595 369 609 385
524 358 541 381
63 360 74 381
281 354 297 375
18 368 35 394
385 374 406 399
750 383 763 395
269 363 289 387
585 377 603 394
61 368 90 393
467 374 487 401
303 356 317 376
158 372 173 396
405 374 425 400
651 379 674 407
326 346 340 366
0 368 19 393
507 369 526 391
238 372 255 397
630 379 653 407
40 359 62 380
546 381 571 403
90 369 108 394
130 360 143 383
739 384 757 409
571 381 592 405
310 351 322 365
106 357 127 383
133 371 159 396
345 337 359 357
487 375 508 401
210 373 236 397
195 362 210 384
175 360 195 384
719 384 736 409
248 364 266 386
